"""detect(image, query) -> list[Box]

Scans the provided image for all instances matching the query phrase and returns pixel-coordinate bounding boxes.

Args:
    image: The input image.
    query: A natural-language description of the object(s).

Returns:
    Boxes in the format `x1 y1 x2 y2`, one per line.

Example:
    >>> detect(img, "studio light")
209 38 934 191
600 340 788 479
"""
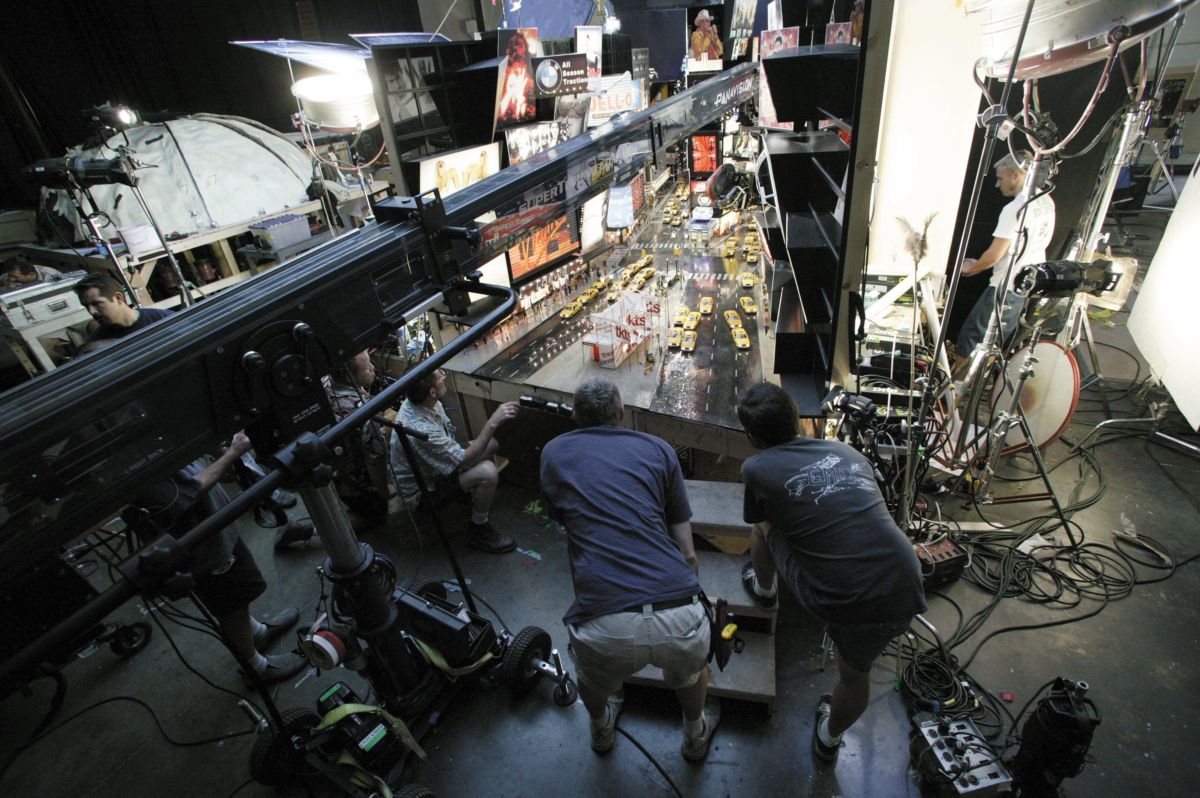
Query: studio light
85 102 140 131
22 155 137 189
1014 259 1118 298
291 74 380 133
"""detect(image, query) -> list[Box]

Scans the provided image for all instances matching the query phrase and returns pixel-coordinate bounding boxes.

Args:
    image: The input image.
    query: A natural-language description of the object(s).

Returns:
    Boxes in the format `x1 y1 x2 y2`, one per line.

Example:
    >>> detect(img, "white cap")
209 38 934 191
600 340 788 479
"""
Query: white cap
695 10 712 25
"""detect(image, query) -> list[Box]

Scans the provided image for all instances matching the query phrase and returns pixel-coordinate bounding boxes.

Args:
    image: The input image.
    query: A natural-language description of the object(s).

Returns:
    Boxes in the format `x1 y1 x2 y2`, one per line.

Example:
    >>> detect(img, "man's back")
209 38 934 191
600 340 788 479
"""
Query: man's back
541 426 697 624
742 437 925 624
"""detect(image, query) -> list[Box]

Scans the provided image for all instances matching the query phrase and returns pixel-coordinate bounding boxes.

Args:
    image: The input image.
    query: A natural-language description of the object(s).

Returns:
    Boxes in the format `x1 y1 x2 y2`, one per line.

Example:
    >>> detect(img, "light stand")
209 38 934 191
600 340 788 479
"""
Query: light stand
64 182 143 307
115 148 194 307
967 323 1066 514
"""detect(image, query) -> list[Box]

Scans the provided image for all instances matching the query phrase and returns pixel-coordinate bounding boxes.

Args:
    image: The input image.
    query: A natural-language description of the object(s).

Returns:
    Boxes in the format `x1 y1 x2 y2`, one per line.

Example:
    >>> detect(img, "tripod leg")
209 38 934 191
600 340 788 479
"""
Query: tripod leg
1015 412 1067 520
1080 315 1112 420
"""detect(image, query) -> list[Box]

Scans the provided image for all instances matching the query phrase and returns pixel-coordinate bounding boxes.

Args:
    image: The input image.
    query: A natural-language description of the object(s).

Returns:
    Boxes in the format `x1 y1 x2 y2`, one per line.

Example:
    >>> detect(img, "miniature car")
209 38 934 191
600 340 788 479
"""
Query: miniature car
560 300 584 319
739 272 757 289
673 305 690 326
580 287 599 304
732 326 751 350
724 309 743 328
681 330 698 352
607 286 622 302
699 296 714 315
746 250 759 264
638 267 656 281
593 275 612 291
667 327 683 348
739 296 758 315
683 311 701 330
723 245 737 259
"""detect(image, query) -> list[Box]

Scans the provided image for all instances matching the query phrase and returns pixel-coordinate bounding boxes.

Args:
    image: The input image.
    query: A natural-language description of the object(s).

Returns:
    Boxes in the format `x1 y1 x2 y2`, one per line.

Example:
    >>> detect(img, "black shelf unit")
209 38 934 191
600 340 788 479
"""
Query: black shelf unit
757 42 867 415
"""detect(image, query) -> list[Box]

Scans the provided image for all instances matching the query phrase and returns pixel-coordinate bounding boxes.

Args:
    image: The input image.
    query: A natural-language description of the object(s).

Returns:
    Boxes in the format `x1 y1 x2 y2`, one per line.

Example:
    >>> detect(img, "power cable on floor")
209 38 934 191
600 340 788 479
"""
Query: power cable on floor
614 725 684 798
0 695 255 782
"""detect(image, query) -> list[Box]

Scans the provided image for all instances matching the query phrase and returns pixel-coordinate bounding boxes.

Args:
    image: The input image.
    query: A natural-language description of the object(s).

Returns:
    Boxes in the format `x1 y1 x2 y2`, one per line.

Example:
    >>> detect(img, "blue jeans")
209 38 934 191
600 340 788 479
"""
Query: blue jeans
957 285 1023 356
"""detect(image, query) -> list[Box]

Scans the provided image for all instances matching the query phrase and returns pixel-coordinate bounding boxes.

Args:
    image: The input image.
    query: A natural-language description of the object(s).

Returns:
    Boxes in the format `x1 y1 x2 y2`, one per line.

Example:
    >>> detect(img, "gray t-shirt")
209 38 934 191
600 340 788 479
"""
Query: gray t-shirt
742 437 926 625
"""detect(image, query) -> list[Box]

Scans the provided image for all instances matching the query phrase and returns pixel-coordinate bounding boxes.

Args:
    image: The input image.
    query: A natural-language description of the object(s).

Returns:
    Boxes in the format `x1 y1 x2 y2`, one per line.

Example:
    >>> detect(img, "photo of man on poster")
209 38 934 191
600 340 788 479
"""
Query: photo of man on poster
691 10 724 61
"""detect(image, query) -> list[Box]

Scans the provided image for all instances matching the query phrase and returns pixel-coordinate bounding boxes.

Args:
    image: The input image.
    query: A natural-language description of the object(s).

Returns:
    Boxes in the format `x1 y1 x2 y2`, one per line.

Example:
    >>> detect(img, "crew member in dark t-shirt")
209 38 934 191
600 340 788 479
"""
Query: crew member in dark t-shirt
123 432 308 685
736 382 926 764
73 272 173 341
541 378 720 761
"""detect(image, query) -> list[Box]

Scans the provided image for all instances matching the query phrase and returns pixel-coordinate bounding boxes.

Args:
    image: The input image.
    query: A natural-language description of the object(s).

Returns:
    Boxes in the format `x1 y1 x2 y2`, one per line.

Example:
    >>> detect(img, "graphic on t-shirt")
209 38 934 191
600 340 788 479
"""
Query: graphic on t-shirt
784 454 876 504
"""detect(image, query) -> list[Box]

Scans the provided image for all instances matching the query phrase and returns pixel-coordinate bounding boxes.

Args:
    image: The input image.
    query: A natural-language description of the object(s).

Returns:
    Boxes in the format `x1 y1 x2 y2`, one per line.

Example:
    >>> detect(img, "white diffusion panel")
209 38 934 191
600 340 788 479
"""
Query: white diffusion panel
1128 164 1200 430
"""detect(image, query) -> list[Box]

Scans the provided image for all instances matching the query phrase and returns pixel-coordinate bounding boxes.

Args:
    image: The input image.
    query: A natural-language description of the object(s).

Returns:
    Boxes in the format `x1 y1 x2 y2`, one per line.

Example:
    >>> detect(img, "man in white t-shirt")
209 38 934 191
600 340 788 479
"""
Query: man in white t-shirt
955 151 1055 358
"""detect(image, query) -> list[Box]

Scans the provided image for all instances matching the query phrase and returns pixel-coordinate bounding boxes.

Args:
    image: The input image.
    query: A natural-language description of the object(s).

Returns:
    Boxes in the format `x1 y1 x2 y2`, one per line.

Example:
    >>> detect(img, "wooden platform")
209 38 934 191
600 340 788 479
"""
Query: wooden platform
685 479 752 555
624 549 777 710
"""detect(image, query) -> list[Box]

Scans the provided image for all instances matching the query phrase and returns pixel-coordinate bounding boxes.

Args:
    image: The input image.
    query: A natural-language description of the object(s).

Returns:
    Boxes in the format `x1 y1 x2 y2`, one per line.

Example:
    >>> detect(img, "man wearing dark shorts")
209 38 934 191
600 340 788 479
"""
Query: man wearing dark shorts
126 432 306 684
736 383 926 762
541 378 719 760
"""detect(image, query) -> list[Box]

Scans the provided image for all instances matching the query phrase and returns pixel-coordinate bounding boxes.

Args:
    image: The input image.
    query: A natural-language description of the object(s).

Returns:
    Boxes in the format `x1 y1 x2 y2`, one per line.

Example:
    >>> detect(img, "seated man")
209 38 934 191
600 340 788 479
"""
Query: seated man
326 350 390 530
388 367 518 554
124 431 307 685
3 255 65 290
73 272 172 341
736 382 926 763
540 378 719 760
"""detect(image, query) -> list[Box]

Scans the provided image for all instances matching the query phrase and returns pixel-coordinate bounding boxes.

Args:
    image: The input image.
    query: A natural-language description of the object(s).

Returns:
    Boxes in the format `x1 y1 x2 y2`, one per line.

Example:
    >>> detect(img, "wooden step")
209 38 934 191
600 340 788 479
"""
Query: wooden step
625 630 776 712
697 549 777 634
685 479 752 555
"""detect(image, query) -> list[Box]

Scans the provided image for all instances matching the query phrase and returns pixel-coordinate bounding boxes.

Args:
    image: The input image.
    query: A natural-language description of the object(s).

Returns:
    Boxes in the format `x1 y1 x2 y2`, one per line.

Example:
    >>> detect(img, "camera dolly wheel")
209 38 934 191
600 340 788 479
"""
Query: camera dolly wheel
500 626 577 705
105 621 152 657
249 707 320 786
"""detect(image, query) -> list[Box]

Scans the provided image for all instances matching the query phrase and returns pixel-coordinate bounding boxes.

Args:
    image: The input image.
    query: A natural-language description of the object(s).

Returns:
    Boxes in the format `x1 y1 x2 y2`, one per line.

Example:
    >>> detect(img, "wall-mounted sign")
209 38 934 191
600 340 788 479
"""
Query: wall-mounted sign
532 53 589 98
508 214 580 281
587 74 645 127
417 142 501 198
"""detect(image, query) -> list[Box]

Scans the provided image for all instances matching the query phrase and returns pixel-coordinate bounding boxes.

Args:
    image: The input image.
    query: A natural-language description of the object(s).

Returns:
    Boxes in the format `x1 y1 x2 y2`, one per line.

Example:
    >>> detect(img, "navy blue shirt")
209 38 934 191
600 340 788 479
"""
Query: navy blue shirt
541 425 697 624
90 306 173 340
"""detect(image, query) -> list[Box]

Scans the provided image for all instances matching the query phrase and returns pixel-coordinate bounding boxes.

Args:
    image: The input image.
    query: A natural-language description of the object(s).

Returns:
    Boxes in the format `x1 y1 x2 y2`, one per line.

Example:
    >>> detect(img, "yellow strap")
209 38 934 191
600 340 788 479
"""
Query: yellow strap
413 638 495 678
314 702 426 761
332 750 392 798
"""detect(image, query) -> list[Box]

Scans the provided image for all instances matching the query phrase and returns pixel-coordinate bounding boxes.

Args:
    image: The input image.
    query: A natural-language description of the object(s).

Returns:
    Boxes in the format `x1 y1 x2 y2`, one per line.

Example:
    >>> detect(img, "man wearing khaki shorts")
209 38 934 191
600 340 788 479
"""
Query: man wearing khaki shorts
541 378 719 760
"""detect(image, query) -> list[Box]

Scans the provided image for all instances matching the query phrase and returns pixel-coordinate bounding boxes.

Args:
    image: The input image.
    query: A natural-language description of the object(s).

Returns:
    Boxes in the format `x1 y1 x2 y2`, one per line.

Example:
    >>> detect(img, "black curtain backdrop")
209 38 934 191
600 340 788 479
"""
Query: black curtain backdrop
944 55 1140 338
0 0 422 206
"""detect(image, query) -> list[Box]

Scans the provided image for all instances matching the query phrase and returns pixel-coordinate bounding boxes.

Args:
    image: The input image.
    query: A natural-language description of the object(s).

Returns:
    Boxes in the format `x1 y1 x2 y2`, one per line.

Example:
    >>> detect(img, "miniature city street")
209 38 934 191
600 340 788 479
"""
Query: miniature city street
451 187 775 430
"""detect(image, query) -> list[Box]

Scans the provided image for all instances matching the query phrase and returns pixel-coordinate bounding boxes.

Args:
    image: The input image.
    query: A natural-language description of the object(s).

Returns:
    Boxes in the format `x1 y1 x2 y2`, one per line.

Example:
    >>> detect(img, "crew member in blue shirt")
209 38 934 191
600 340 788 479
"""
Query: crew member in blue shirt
540 378 719 761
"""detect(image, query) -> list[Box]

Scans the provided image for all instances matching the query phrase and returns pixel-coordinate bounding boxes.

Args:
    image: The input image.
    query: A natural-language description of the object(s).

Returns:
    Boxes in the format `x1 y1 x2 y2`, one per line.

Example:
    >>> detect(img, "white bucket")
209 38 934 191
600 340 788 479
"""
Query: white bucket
118 224 163 259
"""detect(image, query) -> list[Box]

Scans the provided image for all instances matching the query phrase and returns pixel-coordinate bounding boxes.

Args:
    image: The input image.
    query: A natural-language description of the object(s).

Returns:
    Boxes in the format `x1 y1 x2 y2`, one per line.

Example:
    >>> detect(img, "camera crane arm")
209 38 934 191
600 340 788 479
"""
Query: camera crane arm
0 64 758 685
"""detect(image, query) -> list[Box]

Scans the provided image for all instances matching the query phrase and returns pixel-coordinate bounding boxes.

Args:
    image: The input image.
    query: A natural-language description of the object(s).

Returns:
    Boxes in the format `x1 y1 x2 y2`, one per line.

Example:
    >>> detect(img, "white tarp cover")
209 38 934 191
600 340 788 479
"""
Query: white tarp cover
50 114 317 240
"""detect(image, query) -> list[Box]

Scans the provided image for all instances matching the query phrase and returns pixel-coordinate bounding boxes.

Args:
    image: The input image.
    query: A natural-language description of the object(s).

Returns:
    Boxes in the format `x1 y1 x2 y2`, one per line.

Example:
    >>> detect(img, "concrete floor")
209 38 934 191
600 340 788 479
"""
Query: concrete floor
2 204 1198 797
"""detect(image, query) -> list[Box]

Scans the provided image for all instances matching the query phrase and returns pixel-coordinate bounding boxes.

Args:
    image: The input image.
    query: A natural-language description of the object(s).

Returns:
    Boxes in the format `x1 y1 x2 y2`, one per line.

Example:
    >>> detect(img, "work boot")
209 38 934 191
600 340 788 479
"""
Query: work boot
242 652 307 687
274 519 315 550
467 521 516 554
252 607 300 650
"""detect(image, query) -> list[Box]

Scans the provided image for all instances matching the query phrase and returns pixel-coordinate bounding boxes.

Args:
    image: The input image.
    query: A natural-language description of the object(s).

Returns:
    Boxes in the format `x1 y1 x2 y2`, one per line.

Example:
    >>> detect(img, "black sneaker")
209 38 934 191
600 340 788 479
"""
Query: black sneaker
740 562 779 611
812 693 840 763
242 652 307 687
467 521 516 554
